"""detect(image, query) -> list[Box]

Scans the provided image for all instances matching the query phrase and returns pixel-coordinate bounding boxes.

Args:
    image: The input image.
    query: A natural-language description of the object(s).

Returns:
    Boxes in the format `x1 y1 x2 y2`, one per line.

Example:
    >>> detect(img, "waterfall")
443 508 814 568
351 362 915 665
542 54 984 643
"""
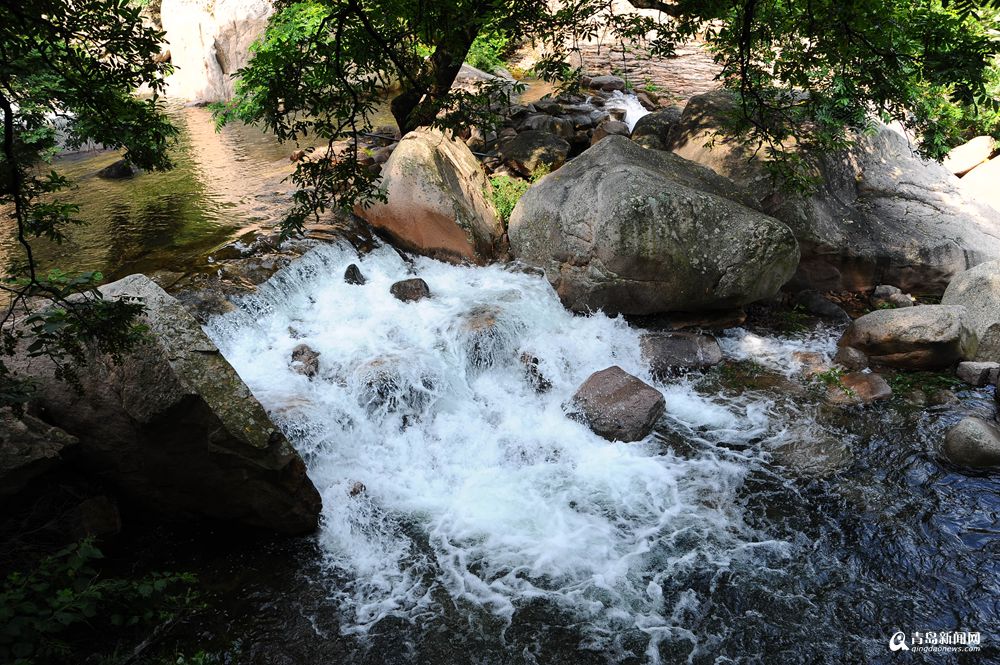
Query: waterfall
204 243 831 660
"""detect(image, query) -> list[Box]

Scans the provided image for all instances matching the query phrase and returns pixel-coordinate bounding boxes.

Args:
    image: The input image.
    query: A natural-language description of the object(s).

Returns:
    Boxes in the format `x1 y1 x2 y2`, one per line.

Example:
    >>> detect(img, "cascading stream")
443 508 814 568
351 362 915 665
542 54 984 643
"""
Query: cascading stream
204 243 859 661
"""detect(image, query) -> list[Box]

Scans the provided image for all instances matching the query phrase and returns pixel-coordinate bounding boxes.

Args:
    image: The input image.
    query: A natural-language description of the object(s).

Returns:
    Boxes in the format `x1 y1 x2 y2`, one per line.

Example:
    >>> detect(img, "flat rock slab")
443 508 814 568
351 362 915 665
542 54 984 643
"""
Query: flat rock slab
826 372 892 407
640 331 722 376
570 366 665 442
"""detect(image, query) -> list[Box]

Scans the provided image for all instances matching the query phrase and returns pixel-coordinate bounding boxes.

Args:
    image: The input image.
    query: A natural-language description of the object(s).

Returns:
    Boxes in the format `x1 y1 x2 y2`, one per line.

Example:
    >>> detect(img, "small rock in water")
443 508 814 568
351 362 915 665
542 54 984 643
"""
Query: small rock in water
833 346 868 371
291 344 320 378
390 278 430 302
956 361 1000 387
792 351 829 378
96 158 137 179
569 366 665 442
348 481 366 497
826 371 892 407
520 352 552 393
344 263 366 285
944 416 1000 468
640 331 722 377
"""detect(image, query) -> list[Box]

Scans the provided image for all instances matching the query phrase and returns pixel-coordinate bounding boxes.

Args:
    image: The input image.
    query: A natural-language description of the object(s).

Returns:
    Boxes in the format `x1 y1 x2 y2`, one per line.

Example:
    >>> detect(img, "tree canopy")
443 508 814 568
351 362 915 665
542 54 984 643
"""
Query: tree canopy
219 0 1000 231
0 0 177 407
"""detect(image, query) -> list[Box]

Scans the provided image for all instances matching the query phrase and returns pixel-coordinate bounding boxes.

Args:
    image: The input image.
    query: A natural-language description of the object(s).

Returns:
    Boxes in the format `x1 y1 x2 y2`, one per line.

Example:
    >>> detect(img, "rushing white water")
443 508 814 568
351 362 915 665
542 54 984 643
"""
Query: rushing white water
603 91 651 131
205 243 806 661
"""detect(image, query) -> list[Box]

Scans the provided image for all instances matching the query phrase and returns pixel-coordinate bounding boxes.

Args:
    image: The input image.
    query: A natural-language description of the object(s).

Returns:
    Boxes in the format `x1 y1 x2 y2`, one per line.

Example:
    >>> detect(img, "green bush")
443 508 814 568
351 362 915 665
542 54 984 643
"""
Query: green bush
488 175 530 224
466 30 511 74
0 540 199 665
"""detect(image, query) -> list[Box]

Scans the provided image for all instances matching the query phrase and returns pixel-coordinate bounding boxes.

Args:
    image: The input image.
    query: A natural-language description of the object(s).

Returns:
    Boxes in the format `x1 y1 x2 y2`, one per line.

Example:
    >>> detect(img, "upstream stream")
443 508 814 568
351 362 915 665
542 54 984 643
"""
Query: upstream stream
7 97 999 663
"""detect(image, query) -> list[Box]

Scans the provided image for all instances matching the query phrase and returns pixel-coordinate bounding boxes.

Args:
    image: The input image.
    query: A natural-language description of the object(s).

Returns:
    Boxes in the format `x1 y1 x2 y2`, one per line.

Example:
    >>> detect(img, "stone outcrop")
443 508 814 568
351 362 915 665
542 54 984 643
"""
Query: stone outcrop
941 260 1000 361
837 305 978 370
8 275 321 534
508 136 800 315
358 128 504 264
0 410 78 498
569 366 665 442
669 91 1000 293
161 0 274 102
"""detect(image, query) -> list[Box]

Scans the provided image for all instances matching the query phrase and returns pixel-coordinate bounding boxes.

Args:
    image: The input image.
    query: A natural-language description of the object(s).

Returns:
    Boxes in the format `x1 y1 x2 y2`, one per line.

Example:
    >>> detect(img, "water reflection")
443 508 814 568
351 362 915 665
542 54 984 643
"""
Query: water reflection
0 105 296 280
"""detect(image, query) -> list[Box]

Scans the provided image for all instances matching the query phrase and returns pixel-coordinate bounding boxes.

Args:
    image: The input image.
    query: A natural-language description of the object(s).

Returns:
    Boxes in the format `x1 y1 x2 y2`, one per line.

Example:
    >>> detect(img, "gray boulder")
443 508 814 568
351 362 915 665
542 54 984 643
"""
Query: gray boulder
631 106 683 150
569 366 665 442
8 275 322 534
591 119 630 145
837 305 978 370
942 260 1000 361
588 75 626 92
956 361 999 387
669 91 1000 293
500 130 571 177
0 409 78 498
508 136 800 315
944 417 1000 468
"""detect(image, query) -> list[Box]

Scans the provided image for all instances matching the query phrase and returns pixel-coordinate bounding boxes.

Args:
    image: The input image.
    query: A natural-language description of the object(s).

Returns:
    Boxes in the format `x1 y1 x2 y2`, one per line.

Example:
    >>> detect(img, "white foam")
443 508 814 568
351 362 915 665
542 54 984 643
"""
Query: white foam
205 243 792 660
603 91 651 131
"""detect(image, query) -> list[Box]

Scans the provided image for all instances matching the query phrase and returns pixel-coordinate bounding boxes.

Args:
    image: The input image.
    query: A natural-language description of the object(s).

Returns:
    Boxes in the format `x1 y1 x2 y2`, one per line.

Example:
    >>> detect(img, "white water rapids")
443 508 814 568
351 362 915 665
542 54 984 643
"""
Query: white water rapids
204 243 838 661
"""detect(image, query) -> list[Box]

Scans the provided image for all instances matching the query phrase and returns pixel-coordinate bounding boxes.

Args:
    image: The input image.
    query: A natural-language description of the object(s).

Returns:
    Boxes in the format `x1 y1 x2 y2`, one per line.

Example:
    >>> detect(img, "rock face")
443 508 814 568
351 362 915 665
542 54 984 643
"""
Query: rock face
944 417 1000 468
0 410 78 498
508 136 800 315
357 128 504 264
640 332 723 376
959 157 1000 213
942 260 1000 361
837 305 978 370
161 0 274 102
9 275 321 534
500 129 571 177
669 91 1000 293
291 344 320 378
570 366 665 442
944 136 995 176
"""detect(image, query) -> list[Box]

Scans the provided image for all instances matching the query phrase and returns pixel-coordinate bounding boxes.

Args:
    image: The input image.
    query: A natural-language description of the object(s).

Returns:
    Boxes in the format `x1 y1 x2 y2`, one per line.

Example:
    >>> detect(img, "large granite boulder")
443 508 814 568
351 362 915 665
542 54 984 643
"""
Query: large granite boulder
959 157 1000 213
837 305 978 370
508 136 800 315
943 136 995 176
669 91 1000 293
357 128 504 264
942 260 1000 362
161 0 273 101
8 275 321 534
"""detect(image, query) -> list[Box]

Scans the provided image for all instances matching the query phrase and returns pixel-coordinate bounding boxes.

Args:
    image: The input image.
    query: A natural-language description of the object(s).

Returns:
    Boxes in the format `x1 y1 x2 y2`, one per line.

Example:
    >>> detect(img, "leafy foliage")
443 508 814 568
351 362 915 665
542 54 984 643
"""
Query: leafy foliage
0 0 177 408
488 174 530 225
0 540 199 665
222 0 1000 232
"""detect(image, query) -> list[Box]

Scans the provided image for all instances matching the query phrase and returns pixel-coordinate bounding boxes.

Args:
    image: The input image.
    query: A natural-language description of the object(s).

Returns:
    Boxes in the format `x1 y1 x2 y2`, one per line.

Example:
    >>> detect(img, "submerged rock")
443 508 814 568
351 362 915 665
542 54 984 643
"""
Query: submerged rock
96 159 137 179
669 91 1000 293
291 344 320 378
838 306 977 370
357 128 504 264
7 274 322 534
944 417 1000 468
569 366 665 442
640 331 723 376
825 372 893 407
391 278 431 302
508 136 799 315
941 260 1000 361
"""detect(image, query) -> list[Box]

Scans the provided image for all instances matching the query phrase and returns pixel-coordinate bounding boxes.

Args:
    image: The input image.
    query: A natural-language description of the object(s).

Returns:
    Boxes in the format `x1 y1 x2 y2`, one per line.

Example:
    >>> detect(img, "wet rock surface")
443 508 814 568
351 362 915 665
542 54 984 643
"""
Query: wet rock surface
640 331 723 376
944 416 1000 468
569 366 665 442
390 278 431 302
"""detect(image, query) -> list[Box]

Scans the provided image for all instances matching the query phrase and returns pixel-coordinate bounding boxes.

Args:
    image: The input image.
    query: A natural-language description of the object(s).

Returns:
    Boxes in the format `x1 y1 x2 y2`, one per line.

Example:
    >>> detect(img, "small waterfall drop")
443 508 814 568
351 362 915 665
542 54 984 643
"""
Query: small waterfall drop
603 91 651 131
205 243 832 660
